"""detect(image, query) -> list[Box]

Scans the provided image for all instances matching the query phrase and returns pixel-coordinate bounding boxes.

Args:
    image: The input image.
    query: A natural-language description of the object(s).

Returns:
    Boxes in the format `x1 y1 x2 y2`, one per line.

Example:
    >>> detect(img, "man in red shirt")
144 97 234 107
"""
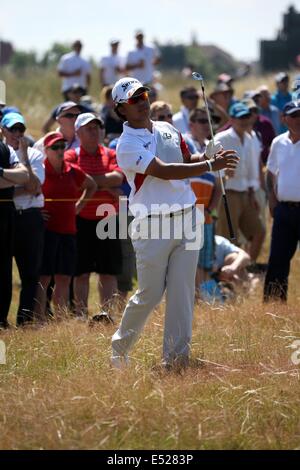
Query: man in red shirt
64 113 124 320
35 132 96 320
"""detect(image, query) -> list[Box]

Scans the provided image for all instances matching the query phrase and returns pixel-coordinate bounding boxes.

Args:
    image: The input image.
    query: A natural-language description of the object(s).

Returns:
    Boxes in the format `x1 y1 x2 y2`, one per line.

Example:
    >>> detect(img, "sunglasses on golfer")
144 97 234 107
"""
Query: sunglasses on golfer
158 113 173 121
50 142 66 151
125 91 149 105
289 111 300 118
61 112 81 119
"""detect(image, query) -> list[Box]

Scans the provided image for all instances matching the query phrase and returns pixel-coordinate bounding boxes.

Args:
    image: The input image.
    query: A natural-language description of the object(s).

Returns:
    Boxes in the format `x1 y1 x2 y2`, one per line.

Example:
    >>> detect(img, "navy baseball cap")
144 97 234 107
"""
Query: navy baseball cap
282 100 300 115
229 102 251 118
56 101 82 117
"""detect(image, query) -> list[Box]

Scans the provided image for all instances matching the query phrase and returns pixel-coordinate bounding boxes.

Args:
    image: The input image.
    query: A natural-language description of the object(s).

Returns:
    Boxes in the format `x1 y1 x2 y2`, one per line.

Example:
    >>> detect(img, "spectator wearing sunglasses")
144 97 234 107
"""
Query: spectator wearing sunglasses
0 119 29 329
35 132 96 321
150 101 173 124
184 107 213 153
34 102 82 156
1 112 45 326
173 86 200 134
99 85 123 145
264 100 300 302
64 113 124 321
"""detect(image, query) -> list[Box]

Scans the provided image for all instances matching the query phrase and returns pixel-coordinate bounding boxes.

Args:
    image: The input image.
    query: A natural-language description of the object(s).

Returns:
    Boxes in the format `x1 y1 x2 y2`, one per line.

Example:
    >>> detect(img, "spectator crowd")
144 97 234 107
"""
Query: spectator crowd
1 33 300 330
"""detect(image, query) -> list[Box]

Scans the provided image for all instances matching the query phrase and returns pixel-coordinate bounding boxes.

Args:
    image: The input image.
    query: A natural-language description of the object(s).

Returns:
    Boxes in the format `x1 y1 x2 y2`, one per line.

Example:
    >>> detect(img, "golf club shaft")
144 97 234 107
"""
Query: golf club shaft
200 79 236 241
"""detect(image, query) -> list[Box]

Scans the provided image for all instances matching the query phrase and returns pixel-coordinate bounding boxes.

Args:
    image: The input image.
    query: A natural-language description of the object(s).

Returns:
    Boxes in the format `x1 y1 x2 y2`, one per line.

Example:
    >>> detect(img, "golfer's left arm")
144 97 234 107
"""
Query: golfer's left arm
179 134 205 163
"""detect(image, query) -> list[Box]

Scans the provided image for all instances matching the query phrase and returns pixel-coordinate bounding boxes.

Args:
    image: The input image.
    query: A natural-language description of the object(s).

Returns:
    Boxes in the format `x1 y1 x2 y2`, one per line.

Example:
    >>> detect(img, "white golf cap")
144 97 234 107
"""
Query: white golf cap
112 77 149 104
75 113 103 132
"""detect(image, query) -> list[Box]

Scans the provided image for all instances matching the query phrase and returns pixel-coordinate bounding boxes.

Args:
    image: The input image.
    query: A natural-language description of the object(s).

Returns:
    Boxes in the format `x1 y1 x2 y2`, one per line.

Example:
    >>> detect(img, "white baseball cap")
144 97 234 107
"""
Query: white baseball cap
75 113 103 132
112 77 149 104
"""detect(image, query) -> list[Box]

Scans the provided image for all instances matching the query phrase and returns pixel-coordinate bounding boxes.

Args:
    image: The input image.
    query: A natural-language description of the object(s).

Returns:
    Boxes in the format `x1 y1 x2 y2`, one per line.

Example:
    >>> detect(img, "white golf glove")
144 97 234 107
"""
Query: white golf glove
205 140 223 158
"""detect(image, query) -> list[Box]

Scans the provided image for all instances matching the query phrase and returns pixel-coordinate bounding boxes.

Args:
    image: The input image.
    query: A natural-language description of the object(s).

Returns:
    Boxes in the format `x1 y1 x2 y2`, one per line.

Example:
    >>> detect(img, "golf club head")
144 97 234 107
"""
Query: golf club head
192 72 203 81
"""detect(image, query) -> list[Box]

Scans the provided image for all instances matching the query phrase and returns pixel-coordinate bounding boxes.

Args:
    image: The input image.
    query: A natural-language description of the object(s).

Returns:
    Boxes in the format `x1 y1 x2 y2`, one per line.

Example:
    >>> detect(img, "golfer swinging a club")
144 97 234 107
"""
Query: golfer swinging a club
111 77 239 369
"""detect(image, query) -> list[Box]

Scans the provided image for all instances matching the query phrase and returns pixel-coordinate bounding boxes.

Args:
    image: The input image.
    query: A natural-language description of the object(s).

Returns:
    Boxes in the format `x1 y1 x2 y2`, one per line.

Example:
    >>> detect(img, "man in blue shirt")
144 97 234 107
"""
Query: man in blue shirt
257 86 281 135
271 72 292 133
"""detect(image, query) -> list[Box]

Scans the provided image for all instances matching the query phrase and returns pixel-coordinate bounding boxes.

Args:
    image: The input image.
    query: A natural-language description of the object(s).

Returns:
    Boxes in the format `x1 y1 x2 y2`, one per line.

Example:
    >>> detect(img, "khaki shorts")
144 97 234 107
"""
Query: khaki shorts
216 190 264 241
255 187 267 229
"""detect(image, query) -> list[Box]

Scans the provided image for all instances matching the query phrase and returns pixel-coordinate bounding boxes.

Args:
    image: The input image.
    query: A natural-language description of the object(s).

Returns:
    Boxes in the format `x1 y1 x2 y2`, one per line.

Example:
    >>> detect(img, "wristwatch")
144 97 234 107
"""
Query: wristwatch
0 167 4 178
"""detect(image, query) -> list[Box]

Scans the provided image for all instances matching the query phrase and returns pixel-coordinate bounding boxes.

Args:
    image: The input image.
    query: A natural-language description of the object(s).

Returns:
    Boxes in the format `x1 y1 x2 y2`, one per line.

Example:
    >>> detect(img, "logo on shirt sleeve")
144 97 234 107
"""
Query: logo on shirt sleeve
163 133 172 140
136 156 143 165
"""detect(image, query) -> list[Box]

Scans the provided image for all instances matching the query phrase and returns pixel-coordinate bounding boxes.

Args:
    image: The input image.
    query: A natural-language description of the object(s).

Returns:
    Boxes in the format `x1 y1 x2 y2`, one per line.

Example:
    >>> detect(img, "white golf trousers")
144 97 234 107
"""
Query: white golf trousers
111 206 202 364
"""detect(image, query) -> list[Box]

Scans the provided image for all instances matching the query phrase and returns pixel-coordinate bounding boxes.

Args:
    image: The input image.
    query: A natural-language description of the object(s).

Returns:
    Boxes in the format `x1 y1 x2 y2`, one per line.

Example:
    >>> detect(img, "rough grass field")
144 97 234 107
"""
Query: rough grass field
0 68 300 450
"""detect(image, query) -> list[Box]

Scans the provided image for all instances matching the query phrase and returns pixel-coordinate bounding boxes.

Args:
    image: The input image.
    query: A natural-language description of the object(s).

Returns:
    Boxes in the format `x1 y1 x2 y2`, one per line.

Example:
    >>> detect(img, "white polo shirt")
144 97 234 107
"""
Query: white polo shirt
126 45 160 84
173 106 190 134
250 130 262 191
267 131 300 202
99 54 123 85
57 52 91 92
116 121 195 217
217 127 257 191
14 147 45 210
8 145 19 166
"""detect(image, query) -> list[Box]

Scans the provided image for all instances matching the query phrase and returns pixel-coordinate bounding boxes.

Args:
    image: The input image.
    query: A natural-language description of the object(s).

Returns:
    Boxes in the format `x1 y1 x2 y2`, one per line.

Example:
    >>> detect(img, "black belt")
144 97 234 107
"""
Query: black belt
15 207 41 215
280 201 300 208
148 205 194 218
226 189 247 194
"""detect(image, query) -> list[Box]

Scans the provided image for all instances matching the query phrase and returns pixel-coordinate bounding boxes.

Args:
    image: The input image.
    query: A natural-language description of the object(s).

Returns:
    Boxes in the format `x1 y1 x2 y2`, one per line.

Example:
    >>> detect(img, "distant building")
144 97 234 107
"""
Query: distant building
260 5 300 71
0 41 14 66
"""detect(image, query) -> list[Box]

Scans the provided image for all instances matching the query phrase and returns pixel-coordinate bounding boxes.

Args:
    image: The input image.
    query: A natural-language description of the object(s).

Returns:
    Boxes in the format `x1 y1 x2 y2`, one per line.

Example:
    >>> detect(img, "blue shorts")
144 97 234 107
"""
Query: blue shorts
198 223 215 271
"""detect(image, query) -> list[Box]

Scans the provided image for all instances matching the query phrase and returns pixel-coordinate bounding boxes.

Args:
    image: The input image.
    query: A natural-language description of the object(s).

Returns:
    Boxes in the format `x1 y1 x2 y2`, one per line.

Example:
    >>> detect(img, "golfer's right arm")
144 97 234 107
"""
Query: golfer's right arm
145 150 239 180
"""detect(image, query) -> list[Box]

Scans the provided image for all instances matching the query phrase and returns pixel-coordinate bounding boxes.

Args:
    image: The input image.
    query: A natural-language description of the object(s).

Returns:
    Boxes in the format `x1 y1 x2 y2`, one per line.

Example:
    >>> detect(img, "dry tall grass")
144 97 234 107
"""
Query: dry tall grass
1 275 300 450
0 68 300 450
